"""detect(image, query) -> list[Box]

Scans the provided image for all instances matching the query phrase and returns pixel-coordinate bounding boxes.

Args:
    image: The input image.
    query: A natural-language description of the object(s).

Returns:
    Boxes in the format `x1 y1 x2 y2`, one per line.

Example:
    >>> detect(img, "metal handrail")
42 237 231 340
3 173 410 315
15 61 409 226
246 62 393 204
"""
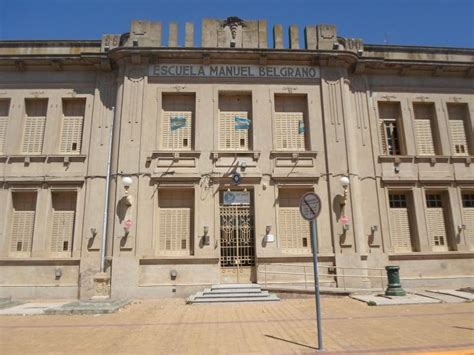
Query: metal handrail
257 263 386 290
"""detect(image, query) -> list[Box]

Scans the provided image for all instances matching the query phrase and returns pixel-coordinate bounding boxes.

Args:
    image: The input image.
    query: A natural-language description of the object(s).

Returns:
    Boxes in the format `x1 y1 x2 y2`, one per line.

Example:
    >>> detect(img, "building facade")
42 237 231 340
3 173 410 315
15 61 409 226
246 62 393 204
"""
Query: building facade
0 18 473 299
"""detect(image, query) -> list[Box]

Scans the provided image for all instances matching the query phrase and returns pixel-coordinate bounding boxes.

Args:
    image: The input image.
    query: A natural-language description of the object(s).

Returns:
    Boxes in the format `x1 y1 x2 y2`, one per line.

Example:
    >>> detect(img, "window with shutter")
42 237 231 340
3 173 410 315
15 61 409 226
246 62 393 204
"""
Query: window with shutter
278 189 311 254
22 99 47 154
161 94 194 150
413 103 437 155
388 194 413 252
378 102 402 155
0 99 10 154
274 95 307 151
426 194 449 252
9 192 37 256
447 103 470 156
50 191 76 256
157 189 193 256
218 94 252 150
60 99 85 154
462 193 474 250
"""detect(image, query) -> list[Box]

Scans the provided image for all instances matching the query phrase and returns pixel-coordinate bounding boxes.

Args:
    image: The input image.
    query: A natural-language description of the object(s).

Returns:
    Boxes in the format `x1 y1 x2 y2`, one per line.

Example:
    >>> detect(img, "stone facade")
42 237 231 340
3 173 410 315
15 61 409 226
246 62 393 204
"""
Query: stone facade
0 18 473 299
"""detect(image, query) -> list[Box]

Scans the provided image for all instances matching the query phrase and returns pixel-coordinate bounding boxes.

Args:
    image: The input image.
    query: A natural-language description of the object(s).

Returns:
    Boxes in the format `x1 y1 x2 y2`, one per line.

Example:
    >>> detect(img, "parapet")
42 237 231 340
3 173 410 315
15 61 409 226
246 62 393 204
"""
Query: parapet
100 17 364 53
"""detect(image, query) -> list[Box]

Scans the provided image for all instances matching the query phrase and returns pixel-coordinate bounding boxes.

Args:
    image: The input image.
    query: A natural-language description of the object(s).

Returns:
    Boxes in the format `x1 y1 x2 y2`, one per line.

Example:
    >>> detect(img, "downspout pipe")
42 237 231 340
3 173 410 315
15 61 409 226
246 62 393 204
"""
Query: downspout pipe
99 105 115 273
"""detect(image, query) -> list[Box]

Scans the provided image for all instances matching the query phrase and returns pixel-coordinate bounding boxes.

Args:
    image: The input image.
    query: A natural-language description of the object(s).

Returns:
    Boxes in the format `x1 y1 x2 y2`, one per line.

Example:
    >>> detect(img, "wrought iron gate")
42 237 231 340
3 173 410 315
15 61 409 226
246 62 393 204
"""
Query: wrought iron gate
220 205 255 283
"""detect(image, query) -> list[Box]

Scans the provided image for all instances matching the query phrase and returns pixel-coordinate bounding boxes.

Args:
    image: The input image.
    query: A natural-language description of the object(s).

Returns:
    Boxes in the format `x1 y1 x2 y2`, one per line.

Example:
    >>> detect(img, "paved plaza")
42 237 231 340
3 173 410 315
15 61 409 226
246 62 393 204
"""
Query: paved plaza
0 296 473 354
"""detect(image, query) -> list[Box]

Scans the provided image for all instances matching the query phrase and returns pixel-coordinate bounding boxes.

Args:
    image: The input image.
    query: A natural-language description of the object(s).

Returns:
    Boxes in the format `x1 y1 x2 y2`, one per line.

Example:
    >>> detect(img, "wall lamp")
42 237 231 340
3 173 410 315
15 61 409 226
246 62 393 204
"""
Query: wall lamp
458 224 466 233
340 176 350 207
122 176 133 206
371 225 378 233
203 225 210 245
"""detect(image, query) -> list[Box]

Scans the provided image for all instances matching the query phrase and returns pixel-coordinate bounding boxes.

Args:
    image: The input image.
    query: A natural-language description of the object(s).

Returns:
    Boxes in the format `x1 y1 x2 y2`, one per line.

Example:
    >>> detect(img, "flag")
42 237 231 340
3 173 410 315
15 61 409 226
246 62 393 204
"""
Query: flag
170 116 187 131
235 116 251 130
298 120 305 134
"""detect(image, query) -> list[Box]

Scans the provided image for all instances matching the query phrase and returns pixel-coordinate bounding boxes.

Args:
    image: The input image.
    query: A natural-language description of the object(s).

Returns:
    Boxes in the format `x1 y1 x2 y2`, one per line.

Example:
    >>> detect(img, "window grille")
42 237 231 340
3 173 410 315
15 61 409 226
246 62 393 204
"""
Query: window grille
158 189 193 255
22 99 48 154
447 104 469 156
50 191 76 255
0 99 10 154
10 192 37 256
378 102 402 155
60 99 85 154
278 189 311 254
426 194 448 251
413 103 437 155
462 193 474 250
388 194 413 252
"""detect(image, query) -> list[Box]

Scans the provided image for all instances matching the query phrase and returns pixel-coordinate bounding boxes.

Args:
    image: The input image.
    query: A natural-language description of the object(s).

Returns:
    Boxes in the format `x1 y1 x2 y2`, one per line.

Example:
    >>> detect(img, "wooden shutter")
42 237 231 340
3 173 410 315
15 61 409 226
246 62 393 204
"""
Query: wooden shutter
378 102 402 155
0 100 9 154
415 119 435 155
9 192 37 256
22 99 47 154
161 111 192 150
278 189 311 254
50 191 76 255
158 189 193 255
274 112 305 150
218 111 249 150
449 120 468 156
60 99 85 154
389 208 412 252
462 194 474 251
426 194 448 252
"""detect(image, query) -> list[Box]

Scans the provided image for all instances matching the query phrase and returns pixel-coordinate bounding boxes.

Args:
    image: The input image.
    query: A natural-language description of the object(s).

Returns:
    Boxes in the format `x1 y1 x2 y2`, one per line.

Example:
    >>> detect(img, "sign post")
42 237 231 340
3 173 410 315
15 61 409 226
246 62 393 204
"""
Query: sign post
299 192 323 351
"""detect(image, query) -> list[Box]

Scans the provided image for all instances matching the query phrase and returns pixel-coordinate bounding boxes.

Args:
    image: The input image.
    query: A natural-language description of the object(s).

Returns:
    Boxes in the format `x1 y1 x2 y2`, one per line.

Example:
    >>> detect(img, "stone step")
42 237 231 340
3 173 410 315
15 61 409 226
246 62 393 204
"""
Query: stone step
189 295 280 303
202 288 263 294
196 291 271 299
211 283 261 290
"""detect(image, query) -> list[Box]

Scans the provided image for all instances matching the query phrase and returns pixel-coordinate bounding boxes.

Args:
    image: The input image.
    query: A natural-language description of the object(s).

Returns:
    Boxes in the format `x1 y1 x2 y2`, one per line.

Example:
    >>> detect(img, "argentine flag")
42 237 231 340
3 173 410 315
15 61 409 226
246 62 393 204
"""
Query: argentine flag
235 116 251 130
170 116 187 131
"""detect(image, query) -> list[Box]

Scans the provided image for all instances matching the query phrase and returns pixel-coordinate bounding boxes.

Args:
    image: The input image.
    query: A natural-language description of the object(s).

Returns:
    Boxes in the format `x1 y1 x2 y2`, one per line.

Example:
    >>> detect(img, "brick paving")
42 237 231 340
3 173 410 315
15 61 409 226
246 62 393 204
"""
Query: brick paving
0 297 473 354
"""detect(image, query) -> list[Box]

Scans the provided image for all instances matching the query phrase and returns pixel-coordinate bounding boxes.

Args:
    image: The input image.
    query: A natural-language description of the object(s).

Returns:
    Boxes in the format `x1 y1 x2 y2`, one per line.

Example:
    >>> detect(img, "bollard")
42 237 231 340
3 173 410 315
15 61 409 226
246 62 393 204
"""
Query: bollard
384 265 406 296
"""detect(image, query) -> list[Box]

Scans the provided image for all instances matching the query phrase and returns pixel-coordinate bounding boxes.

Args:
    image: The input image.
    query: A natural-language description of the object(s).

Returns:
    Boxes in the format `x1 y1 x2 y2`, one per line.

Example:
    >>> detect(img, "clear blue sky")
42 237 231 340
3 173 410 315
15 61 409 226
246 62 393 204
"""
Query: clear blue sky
0 0 473 48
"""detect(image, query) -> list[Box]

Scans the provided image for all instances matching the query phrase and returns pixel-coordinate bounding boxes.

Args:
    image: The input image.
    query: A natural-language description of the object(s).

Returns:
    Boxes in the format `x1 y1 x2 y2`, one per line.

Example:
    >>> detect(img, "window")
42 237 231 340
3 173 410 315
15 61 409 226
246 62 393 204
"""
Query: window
50 191 77 256
218 93 252 150
9 191 37 256
388 193 415 252
157 189 193 255
22 99 48 154
447 103 470 156
60 99 85 154
413 103 438 155
274 94 307 151
462 193 474 250
378 102 403 155
0 99 10 154
161 93 194 150
278 188 312 254
426 193 449 251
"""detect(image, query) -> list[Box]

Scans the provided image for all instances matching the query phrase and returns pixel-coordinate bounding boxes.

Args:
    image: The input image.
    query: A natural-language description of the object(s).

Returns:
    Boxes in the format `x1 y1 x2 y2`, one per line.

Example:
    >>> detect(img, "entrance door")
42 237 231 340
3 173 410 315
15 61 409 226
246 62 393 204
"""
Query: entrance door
220 201 256 283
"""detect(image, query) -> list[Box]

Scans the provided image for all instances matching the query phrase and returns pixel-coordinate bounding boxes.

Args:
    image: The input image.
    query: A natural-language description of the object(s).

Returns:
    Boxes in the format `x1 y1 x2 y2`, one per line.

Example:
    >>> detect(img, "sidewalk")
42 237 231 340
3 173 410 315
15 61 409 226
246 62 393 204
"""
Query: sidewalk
0 297 473 354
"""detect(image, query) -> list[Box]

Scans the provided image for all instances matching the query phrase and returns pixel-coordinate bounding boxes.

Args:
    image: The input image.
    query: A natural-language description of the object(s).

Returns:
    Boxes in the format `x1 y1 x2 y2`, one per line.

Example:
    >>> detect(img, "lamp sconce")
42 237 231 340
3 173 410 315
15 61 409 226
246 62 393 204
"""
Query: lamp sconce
340 176 350 207
239 160 247 171
343 223 351 232
122 176 133 206
203 225 210 245
170 269 178 280
371 225 378 233
265 225 275 242
88 227 97 239
54 267 62 280
458 224 466 233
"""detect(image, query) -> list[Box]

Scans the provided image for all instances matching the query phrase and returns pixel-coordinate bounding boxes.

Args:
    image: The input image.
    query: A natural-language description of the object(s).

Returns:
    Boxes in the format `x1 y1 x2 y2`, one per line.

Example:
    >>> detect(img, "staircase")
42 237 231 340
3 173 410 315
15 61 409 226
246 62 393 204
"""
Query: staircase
187 283 280 303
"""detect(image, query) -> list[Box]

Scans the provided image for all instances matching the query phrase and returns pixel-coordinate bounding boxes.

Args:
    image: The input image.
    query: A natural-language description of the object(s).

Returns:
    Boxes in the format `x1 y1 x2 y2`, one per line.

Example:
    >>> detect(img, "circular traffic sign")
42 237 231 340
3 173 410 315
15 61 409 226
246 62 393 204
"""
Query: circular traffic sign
299 192 322 221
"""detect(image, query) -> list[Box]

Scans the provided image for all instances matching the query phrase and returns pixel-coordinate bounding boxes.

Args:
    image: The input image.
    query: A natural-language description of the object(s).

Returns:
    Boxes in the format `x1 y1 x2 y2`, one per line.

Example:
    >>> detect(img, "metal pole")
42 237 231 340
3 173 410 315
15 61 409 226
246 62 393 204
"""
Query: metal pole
310 219 323 351
99 106 115 273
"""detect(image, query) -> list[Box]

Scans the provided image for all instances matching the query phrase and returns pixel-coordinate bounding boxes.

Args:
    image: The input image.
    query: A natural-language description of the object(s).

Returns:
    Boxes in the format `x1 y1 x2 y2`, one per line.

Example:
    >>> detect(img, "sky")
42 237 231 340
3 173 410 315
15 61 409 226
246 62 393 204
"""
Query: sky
0 0 473 48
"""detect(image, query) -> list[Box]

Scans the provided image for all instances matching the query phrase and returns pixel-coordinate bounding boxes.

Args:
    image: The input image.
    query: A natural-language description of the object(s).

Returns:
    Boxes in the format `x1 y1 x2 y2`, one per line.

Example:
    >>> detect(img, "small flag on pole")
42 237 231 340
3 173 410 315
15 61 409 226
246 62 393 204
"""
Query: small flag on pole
235 116 251 130
298 120 305 134
170 116 187 131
